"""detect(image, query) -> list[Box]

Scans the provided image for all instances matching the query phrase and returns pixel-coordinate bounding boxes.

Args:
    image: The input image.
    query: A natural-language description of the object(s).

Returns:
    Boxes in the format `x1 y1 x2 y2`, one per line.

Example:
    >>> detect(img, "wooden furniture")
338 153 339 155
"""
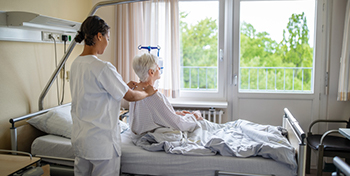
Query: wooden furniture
0 153 41 175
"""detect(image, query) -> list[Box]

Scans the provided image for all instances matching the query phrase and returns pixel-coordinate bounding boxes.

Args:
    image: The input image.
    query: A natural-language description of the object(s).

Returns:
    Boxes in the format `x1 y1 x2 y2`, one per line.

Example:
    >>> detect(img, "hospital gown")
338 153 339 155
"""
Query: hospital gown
129 91 200 135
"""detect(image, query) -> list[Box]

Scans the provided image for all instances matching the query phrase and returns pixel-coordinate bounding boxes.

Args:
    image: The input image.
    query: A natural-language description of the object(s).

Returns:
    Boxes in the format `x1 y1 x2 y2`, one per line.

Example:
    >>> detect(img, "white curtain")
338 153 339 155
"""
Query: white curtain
338 0 350 101
115 0 180 98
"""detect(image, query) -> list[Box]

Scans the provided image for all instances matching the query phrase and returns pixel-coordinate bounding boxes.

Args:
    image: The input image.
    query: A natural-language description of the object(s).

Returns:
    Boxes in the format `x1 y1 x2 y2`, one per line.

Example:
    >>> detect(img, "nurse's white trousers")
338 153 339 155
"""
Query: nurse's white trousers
74 150 120 176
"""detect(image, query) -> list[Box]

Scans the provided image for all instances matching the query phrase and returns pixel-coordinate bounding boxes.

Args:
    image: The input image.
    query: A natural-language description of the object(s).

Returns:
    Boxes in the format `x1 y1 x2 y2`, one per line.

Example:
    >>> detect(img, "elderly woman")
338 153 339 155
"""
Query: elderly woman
129 53 203 135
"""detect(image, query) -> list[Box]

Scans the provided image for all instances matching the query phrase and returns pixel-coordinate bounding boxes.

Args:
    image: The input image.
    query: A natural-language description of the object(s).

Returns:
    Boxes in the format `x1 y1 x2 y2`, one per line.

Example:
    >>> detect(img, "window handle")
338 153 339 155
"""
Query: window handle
234 75 237 86
231 74 237 86
219 49 224 61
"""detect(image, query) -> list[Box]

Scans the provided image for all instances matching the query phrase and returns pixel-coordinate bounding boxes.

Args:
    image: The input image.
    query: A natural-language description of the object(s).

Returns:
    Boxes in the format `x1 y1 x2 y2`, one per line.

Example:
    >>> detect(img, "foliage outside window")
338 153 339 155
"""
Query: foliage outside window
240 12 313 92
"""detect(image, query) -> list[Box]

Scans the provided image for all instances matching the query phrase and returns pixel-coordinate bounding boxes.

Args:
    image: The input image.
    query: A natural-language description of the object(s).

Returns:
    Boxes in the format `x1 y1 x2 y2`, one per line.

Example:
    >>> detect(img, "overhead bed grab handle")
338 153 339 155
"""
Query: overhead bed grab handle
38 0 148 110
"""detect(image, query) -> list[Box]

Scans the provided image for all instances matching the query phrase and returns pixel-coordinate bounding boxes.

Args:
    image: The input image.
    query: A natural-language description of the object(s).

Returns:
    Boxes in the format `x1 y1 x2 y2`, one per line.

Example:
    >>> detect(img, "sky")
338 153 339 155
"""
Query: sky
179 0 316 47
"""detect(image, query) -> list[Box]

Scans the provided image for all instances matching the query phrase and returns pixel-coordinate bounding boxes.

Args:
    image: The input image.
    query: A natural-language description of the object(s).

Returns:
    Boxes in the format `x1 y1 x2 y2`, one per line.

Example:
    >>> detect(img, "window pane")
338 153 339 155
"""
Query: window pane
239 0 315 93
179 1 219 91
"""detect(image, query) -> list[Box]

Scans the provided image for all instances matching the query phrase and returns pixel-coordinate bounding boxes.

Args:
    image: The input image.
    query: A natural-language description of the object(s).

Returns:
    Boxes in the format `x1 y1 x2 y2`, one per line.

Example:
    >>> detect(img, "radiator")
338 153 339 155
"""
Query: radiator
175 108 224 124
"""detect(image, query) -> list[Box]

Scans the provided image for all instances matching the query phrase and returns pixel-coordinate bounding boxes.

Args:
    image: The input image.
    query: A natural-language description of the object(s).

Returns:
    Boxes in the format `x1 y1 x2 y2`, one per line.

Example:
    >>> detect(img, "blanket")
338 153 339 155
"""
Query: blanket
133 119 297 174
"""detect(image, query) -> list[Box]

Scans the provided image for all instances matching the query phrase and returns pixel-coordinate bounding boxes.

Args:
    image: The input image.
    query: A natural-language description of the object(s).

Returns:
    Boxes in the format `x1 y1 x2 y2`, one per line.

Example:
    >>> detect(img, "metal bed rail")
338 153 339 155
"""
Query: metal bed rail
283 108 306 176
38 0 148 110
333 156 350 176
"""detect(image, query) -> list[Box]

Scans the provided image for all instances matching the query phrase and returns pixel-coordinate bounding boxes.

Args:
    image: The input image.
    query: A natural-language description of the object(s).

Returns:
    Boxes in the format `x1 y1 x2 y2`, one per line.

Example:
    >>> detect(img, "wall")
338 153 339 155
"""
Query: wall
327 0 350 122
0 0 92 150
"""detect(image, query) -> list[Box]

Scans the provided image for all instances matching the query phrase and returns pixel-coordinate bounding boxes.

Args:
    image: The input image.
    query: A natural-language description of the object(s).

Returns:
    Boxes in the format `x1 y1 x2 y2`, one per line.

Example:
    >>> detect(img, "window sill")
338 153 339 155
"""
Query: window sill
169 99 228 109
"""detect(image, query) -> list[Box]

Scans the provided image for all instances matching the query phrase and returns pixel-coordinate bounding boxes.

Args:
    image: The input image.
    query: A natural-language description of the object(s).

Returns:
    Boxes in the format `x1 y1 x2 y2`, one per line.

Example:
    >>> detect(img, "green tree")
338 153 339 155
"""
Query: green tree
279 12 313 88
240 22 280 67
180 11 218 89
180 12 218 67
239 13 313 91
280 12 312 67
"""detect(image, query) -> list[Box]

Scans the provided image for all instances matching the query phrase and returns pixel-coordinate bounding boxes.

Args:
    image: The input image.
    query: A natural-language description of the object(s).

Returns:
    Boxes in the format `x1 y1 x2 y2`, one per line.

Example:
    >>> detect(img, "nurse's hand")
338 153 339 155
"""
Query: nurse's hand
144 85 157 97
127 81 138 89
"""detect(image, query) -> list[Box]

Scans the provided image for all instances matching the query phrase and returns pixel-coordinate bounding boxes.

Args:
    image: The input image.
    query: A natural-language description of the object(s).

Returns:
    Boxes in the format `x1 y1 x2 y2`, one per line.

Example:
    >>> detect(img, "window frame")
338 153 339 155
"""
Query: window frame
177 0 226 101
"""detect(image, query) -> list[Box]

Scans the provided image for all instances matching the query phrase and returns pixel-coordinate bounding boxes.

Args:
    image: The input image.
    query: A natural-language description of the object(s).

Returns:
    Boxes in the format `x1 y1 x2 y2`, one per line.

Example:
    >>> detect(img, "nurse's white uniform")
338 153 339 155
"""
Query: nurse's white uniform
70 55 129 176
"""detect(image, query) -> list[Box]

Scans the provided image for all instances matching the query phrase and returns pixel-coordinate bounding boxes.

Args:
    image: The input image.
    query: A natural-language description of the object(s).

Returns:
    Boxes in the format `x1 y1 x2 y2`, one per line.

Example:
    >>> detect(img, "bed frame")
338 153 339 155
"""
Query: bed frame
9 106 306 176
283 108 307 176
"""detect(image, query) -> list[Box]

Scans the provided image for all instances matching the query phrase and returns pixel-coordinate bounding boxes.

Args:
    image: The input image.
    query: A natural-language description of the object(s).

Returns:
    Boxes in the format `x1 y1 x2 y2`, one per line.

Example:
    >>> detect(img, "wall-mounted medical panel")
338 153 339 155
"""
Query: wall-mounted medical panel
0 11 80 44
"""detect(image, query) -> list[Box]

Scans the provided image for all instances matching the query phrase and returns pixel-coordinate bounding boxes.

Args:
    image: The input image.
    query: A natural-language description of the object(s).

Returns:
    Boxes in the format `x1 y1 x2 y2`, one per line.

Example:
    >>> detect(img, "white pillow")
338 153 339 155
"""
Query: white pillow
28 105 129 137
27 105 72 138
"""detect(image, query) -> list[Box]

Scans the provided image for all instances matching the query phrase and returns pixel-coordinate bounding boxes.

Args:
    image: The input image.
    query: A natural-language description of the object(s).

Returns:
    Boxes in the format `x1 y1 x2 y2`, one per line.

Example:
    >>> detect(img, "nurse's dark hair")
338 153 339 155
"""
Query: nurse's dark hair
74 15 110 46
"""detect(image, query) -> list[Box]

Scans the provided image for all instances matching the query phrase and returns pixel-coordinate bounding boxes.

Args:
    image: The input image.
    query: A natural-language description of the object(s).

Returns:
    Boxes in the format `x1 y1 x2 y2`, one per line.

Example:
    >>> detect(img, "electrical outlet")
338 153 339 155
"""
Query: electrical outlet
51 33 61 42
42 31 62 42
42 31 51 41
42 31 76 43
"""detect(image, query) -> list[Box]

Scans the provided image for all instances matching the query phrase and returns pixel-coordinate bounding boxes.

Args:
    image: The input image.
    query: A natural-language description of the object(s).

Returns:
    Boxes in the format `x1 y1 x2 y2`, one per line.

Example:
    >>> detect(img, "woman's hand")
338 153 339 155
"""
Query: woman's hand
176 110 191 116
192 110 203 120
176 110 203 121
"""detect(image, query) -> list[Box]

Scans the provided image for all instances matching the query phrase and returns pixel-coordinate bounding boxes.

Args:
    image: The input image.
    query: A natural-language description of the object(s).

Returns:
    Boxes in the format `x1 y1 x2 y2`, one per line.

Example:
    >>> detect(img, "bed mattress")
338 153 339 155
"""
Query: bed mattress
31 130 295 176
120 130 295 176
31 134 74 166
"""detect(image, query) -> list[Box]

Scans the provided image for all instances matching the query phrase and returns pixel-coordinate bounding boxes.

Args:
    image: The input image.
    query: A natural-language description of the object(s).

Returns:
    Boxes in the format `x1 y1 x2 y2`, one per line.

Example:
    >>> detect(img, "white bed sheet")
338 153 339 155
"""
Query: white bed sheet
121 130 295 176
31 130 296 176
31 134 74 166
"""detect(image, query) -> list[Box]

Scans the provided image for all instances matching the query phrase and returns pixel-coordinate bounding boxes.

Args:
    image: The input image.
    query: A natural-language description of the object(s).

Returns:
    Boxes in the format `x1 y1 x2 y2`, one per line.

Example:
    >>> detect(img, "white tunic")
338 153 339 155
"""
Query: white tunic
129 91 200 135
70 55 129 160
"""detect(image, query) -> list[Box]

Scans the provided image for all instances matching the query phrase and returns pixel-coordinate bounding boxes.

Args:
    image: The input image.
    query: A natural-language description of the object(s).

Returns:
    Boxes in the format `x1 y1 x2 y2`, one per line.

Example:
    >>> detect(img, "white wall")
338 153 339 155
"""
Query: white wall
0 0 92 150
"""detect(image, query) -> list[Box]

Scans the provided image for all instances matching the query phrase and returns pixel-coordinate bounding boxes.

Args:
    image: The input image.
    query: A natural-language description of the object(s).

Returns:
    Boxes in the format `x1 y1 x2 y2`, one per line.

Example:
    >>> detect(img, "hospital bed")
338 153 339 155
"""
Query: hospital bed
6 0 305 175
9 104 306 176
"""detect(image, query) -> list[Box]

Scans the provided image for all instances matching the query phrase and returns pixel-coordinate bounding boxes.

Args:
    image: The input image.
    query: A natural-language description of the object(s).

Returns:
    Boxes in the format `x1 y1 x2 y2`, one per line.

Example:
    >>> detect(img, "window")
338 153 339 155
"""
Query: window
177 0 318 101
239 0 316 93
179 0 224 99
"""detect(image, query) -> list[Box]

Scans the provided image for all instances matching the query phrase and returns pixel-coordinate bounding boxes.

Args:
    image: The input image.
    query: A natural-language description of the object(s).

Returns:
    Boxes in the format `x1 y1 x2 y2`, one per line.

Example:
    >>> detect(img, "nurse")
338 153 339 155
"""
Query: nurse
70 16 157 176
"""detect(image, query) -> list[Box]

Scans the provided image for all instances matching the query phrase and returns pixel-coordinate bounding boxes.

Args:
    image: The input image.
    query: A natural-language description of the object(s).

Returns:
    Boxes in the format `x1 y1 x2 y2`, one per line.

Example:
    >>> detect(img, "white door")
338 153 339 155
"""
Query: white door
226 0 329 131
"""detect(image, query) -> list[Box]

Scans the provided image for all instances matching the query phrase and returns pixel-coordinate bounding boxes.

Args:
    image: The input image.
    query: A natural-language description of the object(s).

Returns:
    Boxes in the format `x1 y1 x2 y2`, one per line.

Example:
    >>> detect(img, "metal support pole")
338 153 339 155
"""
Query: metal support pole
298 144 306 176
10 127 17 152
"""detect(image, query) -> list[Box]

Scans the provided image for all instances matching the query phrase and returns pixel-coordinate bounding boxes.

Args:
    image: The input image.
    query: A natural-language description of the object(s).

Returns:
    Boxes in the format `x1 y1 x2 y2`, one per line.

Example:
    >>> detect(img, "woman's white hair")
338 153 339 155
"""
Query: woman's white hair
133 53 159 82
